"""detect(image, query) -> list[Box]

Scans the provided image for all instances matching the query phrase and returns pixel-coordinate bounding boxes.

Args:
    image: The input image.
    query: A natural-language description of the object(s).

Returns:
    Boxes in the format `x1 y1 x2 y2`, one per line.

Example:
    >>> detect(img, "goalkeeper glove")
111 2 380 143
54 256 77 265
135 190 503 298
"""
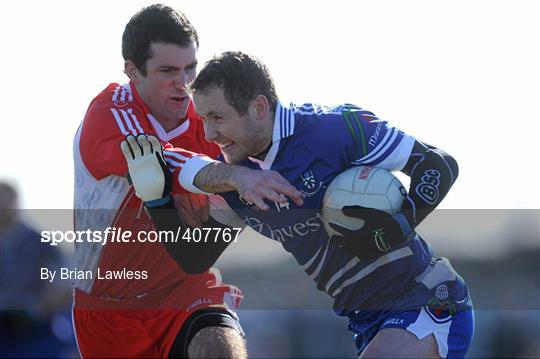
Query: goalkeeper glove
120 134 171 206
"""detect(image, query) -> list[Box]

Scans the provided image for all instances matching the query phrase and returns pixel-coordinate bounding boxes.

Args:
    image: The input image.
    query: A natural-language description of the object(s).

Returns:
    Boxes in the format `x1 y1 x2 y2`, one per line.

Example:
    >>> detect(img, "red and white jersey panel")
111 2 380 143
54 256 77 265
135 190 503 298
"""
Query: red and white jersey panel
73 82 226 302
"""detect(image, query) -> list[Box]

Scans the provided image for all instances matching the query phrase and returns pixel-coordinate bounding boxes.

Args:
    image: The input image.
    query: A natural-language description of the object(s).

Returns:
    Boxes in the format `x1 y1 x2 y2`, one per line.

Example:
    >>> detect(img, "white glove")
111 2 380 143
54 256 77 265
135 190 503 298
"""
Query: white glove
120 134 170 202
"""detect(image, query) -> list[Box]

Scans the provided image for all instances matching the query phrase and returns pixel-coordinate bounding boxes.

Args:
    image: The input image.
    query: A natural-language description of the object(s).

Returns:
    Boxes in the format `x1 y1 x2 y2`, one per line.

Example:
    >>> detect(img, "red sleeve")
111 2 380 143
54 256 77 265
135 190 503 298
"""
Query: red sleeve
79 84 217 194
162 144 216 195
79 85 155 179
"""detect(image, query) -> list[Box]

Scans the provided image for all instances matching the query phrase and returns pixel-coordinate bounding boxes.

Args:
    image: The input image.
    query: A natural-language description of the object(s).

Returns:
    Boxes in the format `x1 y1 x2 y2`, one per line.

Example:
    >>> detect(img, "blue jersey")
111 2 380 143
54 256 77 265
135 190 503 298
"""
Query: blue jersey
213 102 435 314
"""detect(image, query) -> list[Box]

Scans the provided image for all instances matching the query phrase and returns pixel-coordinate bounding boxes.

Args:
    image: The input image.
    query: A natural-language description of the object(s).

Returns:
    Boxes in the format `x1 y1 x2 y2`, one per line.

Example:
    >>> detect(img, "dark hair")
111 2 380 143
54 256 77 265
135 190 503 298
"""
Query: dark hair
122 4 198 76
0 181 18 209
191 51 279 115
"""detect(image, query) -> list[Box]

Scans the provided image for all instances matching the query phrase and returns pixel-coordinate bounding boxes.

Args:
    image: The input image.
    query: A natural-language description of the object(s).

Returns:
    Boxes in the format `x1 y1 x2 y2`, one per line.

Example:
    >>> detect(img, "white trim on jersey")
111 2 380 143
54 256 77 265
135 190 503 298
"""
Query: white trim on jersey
177 155 217 195
112 85 121 102
71 302 83 358
73 125 132 293
373 134 416 171
294 103 347 116
352 129 416 171
147 113 191 142
301 242 326 271
163 158 184 169
112 84 133 104
164 150 189 164
308 240 331 280
110 108 129 135
325 257 361 293
331 246 414 297
258 102 296 170
110 107 145 137
128 108 144 133
355 128 398 164
120 109 139 135
415 258 457 290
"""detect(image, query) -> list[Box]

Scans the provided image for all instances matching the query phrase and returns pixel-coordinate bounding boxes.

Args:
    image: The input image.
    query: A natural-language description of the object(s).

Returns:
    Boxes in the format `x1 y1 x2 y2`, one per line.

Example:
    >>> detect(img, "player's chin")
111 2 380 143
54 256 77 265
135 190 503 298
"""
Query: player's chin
168 109 187 121
222 150 246 165
222 153 239 165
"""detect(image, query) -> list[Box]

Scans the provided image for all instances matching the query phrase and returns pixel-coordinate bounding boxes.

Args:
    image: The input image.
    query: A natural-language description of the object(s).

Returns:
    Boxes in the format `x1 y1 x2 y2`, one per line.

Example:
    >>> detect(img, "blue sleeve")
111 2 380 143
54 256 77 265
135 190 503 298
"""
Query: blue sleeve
305 104 416 171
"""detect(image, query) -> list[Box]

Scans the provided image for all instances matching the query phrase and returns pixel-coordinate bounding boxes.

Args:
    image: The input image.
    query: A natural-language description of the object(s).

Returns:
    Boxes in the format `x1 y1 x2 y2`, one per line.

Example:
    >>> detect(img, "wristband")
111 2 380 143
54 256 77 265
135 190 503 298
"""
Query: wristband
145 195 172 208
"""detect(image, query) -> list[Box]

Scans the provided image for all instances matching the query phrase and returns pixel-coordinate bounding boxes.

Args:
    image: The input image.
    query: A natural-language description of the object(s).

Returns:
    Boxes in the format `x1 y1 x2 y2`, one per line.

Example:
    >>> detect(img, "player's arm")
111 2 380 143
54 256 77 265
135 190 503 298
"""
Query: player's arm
325 108 458 258
162 146 303 210
192 162 303 210
127 133 303 210
144 197 241 274
120 134 248 273
399 140 459 226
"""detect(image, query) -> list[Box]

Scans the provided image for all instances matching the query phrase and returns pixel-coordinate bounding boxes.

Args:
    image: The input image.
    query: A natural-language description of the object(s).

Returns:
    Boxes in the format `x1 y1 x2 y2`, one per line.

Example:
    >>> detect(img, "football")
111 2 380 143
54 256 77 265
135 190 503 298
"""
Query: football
322 166 407 237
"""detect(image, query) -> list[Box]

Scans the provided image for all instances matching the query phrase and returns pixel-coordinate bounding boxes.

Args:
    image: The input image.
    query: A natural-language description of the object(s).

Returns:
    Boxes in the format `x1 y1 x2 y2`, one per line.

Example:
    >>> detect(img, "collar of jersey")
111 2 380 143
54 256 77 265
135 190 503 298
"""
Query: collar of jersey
250 102 295 170
127 82 192 142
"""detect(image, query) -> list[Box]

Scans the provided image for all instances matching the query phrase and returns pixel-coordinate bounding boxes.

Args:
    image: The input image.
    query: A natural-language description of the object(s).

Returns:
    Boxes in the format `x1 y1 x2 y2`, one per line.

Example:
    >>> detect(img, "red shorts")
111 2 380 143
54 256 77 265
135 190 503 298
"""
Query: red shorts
73 271 243 358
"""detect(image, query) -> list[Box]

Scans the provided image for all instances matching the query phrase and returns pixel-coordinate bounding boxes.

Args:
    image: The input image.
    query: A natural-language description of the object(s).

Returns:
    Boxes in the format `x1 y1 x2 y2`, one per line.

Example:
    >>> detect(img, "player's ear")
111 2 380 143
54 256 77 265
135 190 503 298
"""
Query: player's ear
124 60 141 84
252 95 269 121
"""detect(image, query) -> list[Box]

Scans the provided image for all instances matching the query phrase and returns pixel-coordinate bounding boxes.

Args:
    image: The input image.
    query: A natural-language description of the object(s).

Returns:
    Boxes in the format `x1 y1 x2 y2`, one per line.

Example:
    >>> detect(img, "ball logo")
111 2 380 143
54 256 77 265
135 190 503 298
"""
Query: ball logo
415 169 440 205
357 166 374 180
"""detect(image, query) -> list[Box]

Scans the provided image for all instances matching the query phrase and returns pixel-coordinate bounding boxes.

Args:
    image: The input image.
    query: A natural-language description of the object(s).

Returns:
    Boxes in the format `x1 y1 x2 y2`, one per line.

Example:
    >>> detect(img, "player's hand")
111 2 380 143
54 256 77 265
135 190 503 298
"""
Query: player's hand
329 206 415 260
173 193 209 228
120 134 171 203
230 167 304 211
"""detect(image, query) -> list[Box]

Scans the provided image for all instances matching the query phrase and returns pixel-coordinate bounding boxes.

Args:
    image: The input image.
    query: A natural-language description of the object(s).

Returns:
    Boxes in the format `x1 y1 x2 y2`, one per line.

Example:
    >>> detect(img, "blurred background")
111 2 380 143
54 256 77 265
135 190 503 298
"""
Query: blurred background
1 0 538 357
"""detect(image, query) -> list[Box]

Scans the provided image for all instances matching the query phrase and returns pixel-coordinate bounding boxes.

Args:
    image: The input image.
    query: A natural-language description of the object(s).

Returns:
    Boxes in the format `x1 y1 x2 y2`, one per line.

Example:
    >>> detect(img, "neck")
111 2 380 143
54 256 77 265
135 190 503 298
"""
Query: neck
253 138 273 160
252 112 275 160
159 117 187 132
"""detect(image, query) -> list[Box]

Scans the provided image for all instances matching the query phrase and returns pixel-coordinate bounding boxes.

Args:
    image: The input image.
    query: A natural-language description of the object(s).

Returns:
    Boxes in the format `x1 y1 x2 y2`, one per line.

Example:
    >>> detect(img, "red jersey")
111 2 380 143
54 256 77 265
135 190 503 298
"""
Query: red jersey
72 82 239 305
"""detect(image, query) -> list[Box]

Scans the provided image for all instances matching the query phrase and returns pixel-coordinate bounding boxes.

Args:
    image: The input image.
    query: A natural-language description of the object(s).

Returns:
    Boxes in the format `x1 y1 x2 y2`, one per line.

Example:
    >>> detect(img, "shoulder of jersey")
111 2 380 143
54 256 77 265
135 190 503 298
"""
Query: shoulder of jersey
87 83 137 113
85 83 145 125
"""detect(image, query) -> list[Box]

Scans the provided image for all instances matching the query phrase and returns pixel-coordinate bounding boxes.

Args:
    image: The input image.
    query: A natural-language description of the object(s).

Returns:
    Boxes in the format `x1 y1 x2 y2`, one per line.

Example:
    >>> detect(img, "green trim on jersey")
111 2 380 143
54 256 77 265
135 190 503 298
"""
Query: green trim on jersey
350 110 368 157
342 108 368 159
342 111 360 159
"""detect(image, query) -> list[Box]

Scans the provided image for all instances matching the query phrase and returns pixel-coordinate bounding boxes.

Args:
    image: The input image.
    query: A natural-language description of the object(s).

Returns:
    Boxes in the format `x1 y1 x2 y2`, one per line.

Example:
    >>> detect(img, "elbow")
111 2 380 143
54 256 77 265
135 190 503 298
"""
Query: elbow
444 154 459 183
180 261 214 275
426 146 459 184
164 245 215 274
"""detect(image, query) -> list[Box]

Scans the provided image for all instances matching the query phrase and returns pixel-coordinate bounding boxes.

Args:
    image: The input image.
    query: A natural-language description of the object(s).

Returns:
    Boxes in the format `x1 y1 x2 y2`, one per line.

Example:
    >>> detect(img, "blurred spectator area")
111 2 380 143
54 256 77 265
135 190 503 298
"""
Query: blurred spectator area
0 181 76 357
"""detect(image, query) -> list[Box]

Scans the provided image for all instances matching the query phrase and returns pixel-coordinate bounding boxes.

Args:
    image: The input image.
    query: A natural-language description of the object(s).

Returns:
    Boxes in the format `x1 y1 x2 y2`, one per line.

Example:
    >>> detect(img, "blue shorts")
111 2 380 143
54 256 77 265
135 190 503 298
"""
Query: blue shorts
348 258 474 358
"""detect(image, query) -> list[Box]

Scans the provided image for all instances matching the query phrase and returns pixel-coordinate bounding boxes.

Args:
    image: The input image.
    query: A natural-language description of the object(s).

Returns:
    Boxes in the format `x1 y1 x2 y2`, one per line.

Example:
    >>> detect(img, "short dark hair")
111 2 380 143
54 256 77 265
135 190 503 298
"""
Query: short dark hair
122 4 198 76
191 51 279 115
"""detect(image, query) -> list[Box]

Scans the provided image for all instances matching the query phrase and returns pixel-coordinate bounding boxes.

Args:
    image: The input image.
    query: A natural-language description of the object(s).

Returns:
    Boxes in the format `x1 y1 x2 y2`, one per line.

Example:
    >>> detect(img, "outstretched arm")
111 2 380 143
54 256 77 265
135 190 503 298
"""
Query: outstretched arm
193 162 304 210
120 134 263 273
122 133 303 210
144 197 241 274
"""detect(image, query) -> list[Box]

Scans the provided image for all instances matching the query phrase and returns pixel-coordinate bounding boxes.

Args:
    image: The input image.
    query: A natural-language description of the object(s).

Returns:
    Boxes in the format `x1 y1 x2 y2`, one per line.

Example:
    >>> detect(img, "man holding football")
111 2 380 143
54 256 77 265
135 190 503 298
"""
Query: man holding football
73 6 302 358
122 51 474 357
